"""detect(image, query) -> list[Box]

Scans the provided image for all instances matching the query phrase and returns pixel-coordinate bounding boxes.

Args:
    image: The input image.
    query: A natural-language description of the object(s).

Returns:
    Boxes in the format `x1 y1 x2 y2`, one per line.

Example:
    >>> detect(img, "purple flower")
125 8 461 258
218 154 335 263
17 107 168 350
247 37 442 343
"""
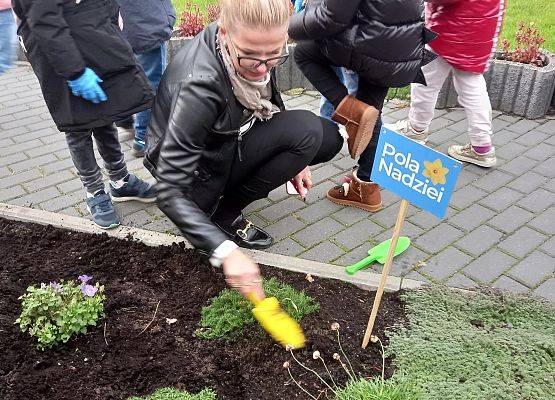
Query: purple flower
80 284 98 298
49 282 63 293
78 275 92 284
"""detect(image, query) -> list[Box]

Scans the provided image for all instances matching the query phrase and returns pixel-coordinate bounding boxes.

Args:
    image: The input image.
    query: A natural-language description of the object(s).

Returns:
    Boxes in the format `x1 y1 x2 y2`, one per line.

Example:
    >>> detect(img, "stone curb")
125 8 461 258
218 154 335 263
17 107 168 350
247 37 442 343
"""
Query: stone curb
0 203 419 292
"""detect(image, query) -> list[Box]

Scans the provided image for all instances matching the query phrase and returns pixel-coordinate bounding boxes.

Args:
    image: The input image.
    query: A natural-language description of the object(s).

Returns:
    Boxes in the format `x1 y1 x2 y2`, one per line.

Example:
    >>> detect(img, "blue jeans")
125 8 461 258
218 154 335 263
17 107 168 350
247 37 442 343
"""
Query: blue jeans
319 67 359 120
134 42 167 143
0 9 17 75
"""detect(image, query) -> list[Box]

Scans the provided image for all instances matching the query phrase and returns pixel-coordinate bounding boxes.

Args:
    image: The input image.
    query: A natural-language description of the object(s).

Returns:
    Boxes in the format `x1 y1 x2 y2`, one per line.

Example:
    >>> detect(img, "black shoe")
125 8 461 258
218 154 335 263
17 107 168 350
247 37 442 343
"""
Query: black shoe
215 214 274 250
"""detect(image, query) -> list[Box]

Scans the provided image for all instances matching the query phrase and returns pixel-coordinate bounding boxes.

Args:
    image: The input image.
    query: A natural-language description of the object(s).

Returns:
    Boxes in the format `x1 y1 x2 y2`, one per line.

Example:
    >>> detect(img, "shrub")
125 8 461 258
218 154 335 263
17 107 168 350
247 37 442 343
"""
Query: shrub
179 2 220 38
128 387 217 400
15 275 105 350
196 277 319 340
499 21 549 67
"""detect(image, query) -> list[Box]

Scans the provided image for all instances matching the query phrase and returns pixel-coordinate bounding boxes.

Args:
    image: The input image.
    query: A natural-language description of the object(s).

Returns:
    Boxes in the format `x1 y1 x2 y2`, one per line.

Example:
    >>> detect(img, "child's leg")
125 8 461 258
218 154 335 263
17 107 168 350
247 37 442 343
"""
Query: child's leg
409 56 452 131
64 131 105 194
319 68 359 120
452 69 493 149
0 9 17 75
91 124 129 184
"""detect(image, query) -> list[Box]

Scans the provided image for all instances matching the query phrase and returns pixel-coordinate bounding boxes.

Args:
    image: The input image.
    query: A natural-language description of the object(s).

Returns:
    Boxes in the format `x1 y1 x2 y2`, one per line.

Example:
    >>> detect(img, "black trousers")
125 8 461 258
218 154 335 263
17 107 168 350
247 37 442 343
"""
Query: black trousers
294 41 389 181
213 109 343 224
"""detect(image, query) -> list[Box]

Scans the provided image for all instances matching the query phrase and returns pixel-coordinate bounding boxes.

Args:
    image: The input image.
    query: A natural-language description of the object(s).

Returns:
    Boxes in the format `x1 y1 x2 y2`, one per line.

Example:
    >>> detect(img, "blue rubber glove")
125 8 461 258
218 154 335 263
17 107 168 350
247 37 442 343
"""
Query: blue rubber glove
294 0 304 12
67 68 108 104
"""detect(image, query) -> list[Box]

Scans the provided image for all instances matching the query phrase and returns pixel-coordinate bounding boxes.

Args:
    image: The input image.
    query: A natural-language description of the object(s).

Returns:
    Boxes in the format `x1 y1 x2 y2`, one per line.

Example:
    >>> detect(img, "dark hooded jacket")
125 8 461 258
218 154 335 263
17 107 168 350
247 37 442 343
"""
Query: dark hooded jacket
12 0 154 132
289 0 436 87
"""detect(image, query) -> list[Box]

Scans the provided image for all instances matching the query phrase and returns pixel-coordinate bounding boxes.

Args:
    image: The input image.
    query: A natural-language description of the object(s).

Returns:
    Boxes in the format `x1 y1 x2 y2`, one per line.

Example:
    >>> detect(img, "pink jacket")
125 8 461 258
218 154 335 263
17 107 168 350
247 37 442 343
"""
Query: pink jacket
0 0 12 11
427 0 506 73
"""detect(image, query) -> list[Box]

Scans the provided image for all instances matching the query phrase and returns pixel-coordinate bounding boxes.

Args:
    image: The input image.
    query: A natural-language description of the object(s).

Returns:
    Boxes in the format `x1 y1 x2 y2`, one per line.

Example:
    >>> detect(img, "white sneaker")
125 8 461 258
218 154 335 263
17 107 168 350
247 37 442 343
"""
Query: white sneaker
385 119 429 144
448 143 497 168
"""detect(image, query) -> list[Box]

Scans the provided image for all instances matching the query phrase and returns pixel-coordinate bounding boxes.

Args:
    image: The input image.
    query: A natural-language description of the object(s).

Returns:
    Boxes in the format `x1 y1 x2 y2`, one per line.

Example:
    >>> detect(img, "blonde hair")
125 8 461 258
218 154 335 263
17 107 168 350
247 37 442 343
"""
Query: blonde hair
219 0 290 32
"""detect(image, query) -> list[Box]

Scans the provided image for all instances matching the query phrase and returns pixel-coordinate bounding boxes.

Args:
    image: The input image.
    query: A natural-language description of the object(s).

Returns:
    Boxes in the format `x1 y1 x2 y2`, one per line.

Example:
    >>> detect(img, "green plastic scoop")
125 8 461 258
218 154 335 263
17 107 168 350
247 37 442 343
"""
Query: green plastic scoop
345 237 411 275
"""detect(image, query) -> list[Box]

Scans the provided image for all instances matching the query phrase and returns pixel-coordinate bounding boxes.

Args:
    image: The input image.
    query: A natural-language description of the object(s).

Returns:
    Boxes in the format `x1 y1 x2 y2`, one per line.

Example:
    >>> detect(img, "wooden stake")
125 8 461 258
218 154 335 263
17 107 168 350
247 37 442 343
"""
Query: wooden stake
362 199 409 348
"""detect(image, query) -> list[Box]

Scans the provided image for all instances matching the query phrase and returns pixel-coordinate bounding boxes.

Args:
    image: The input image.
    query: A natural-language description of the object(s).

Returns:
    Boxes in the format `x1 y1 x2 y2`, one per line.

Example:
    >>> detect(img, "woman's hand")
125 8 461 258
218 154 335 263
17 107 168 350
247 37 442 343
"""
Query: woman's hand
222 249 265 300
292 166 312 200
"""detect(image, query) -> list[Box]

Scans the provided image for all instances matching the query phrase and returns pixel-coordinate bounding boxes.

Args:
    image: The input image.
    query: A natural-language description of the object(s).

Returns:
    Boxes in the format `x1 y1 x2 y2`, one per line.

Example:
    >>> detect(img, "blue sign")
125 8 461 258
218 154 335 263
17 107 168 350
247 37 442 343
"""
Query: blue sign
371 127 462 218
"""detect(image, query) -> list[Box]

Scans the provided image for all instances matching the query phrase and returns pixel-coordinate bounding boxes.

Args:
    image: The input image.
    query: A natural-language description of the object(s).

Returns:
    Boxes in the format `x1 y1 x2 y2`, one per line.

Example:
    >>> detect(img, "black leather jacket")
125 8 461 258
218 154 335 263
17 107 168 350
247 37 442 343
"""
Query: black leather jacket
145 24 285 254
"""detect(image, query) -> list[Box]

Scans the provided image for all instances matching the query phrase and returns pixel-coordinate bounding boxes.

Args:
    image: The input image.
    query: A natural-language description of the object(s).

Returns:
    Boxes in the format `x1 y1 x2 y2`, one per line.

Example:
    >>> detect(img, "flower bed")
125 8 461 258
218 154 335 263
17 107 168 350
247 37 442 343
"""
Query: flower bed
0 218 404 400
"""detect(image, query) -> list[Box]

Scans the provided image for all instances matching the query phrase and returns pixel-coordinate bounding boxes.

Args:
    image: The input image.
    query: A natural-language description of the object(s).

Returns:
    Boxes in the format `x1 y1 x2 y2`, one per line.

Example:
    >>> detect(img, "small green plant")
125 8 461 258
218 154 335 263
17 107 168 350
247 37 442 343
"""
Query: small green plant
15 275 105 350
128 387 217 400
334 377 423 400
196 277 319 340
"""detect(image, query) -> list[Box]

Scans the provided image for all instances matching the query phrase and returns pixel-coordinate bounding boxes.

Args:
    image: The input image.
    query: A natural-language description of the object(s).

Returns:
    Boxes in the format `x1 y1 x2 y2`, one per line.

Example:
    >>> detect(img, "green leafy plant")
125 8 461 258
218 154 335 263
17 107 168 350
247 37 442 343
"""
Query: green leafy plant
196 277 319 340
334 377 423 400
387 286 555 400
15 275 105 350
128 387 217 400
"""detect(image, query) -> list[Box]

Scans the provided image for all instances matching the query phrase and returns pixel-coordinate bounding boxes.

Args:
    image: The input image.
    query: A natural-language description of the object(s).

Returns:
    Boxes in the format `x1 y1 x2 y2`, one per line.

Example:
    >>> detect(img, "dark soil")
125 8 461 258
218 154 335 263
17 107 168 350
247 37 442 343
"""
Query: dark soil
0 218 406 400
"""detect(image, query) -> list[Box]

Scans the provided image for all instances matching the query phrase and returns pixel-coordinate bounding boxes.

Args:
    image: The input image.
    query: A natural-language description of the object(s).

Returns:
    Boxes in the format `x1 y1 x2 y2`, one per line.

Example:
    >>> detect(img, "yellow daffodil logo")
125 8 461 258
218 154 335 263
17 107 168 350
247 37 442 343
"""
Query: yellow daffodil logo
423 159 449 185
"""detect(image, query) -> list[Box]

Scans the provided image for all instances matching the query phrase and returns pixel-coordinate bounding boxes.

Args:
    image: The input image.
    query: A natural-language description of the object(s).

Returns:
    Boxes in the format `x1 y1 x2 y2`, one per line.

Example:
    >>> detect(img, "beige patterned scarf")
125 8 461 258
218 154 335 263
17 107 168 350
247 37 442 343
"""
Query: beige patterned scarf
218 34 280 121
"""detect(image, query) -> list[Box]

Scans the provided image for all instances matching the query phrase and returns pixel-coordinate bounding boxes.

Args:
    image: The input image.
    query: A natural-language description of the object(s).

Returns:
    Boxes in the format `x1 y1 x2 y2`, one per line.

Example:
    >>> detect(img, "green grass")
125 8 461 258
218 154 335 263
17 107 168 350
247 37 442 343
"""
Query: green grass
501 0 555 52
386 286 555 400
195 277 319 340
128 387 217 400
334 377 423 400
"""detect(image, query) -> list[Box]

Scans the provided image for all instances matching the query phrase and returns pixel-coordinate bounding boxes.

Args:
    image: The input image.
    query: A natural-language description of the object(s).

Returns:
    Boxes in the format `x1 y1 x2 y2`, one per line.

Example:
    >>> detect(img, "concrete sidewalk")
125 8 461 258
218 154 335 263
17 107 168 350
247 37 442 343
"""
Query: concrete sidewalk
1 63 554 300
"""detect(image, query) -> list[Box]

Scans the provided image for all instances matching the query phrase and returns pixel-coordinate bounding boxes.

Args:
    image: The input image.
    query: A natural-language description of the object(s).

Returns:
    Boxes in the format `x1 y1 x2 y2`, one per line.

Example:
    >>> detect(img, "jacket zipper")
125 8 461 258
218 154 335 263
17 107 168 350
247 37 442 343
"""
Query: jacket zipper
237 133 243 162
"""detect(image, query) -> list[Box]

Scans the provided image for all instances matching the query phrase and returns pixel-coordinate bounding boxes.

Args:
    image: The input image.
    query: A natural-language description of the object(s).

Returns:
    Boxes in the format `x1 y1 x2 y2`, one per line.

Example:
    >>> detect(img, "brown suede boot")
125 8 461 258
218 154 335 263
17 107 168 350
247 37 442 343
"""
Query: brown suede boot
326 169 382 212
332 95 379 159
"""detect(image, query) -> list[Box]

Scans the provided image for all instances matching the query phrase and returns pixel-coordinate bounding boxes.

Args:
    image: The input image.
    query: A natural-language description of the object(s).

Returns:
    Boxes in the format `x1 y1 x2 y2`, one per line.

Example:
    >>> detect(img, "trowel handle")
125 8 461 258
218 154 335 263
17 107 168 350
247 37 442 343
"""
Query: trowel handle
345 255 377 275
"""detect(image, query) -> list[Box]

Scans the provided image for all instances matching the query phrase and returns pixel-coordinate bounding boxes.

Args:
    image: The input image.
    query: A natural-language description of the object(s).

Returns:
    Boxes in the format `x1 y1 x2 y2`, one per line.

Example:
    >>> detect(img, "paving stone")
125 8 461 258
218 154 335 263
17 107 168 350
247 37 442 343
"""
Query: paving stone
380 190 402 208
142 218 176 234
10 186 60 207
268 238 305 256
508 251 555 288
499 155 538 176
497 114 521 123
296 199 342 223
0 138 43 157
58 206 81 218
409 209 442 230
533 279 555 301
10 153 57 172
419 247 472 281
40 158 76 174
414 224 464 254
113 201 150 216
514 130 550 147
244 213 268 229
24 170 74 192
445 273 478 289
540 236 555 257
517 188 554 212
0 169 42 189
292 217 344 247
374 221 425 243
0 166 10 178
332 219 384 250
121 210 156 227
57 178 83 194
464 249 517 283
491 276 529 294
39 191 84 212
523 143 555 162
242 198 271 215
504 119 540 134
509 171 549 194
371 246 430 277
311 164 342 184
1 115 43 130
264 215 305 241
0 184 26 202
498 226 547 258
331 206 368 226
304 181 334 204
473 170 515 192
332 156 357 171
527 207 555 235
534 157 555 178
487 205 535 233
448 204 496 232
536 120 555 134
0 151 27 167
333 243 373 267
25 140 68 158
299 241 344 263
258 197 306 222
450 185 489 209
495 142 529 160
492 129 519 146
455 225 504 256
12 127 56 143
442 109 467 122
479 187 524 212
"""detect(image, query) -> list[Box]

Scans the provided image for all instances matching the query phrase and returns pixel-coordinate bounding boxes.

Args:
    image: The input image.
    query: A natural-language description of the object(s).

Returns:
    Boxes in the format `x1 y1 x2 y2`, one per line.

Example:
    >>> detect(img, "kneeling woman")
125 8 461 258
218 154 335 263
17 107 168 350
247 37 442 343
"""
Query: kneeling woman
145 0 345 298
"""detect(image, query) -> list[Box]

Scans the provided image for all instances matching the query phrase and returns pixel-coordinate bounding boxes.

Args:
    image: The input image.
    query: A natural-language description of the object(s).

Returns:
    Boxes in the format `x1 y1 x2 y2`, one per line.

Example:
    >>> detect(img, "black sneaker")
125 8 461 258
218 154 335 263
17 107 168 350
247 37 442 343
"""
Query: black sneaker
132 139 145 158
110 173 156 203
215 214 274 250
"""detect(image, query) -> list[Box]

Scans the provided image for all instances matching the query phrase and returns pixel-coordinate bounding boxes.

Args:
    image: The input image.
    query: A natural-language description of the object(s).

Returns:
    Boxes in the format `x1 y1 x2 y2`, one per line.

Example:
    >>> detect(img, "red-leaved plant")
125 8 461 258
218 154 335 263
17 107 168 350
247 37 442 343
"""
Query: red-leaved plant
499 21 548 67
179 3 221 38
